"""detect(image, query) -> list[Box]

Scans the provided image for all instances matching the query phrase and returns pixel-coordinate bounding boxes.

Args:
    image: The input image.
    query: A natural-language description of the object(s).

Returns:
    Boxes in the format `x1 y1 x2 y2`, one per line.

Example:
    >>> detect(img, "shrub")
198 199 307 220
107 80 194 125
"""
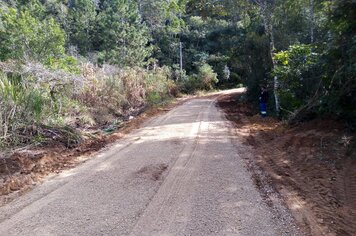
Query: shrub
0 72 52 146
196 63 218 90
178 64 218 94
145 67 176 105
273 44 320 118
180 75 199 94
0 59 178 148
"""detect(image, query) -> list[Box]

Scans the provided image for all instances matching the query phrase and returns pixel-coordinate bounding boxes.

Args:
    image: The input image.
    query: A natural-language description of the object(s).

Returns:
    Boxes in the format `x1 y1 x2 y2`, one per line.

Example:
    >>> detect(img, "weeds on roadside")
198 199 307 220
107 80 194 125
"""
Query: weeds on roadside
0 60 177 149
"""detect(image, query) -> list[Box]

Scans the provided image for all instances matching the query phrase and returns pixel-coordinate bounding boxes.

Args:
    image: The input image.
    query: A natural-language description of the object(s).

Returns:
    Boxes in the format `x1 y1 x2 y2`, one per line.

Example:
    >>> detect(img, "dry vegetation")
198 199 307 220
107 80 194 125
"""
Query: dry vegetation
0 94 188 206
0 60 177 149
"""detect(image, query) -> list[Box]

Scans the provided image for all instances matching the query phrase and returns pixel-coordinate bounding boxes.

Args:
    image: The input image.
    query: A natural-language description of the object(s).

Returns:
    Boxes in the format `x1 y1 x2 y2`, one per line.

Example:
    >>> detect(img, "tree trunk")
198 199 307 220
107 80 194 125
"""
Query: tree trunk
310 0 315 43
260 0 281 115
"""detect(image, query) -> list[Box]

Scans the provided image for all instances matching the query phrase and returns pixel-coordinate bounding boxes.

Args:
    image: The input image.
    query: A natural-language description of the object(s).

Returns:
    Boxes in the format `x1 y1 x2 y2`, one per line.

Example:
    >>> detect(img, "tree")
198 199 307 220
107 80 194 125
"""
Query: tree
273 44 319 118
138 0 186 68
41 0 69 28
67 0 96 55
0 8 65 62
321 0 356 123
251 0 281 115
94 0 151 66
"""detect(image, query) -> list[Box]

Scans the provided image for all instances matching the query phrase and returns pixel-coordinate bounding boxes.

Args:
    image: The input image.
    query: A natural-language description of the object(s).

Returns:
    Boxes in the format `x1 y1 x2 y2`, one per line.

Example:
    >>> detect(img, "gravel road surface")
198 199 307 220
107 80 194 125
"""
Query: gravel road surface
0 89 300 235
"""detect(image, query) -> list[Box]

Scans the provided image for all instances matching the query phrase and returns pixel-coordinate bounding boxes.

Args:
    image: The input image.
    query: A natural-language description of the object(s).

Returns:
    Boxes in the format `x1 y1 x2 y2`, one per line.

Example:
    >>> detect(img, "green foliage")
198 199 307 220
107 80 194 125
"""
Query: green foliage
0 0 355 149
197 63 218 90
242 31 270 104
94 0 152 66
320 0 356 124
145 67 176 105
143 0 186 67
0 72 50 141
273 44 319 89
17 0 46 18
179 75 200 94
67 0 96 54
273 44 320 116
0 8 65 62
0 60 180 147
45 56 80 73
140 0 186 33
180 63 218 93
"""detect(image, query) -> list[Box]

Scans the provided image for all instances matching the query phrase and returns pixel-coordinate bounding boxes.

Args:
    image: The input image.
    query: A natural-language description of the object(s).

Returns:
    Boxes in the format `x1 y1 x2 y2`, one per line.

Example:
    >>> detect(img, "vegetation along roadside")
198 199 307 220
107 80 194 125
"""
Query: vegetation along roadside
0 1 354 234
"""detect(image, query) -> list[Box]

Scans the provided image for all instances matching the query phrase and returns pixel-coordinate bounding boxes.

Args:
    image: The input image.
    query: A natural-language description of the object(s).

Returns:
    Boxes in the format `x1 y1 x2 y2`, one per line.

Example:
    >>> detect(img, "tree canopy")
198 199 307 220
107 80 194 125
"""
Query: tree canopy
0 0 354 126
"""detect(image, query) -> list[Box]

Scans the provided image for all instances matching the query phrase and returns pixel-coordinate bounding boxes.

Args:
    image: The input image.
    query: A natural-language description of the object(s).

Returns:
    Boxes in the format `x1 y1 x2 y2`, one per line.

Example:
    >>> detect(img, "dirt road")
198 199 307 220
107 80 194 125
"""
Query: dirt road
0 89 300 235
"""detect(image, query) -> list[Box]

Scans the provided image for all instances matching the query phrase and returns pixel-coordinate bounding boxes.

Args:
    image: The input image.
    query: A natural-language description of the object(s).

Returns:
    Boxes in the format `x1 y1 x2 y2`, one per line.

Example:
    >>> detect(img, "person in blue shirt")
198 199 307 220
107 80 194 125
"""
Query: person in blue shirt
259 85 269 117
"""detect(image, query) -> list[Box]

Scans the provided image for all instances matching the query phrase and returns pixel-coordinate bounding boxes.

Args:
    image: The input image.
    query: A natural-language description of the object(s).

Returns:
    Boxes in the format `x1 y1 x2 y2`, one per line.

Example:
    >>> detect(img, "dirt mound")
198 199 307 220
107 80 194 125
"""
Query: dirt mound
0 137 108 206
218 93 356 236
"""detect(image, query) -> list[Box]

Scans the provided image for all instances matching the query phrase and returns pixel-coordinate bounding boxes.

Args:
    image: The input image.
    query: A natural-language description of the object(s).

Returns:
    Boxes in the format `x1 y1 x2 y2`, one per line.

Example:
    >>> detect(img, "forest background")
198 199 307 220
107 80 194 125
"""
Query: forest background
0 0 354 148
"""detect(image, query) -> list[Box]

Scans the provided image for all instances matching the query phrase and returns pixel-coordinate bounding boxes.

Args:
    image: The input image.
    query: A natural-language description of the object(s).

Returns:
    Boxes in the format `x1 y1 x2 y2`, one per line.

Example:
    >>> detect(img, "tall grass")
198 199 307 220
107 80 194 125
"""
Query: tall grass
0 73 50 144
0 60 177 148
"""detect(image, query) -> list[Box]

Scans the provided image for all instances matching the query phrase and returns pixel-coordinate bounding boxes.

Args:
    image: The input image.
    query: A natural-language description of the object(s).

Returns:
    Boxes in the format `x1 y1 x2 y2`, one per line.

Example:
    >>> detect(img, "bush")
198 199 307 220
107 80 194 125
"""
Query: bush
197 63 218 90
179 64 218 93
273 44 320 118
177 74 196 94
0 59 180 147
145 67 176 105
0 72 53 146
